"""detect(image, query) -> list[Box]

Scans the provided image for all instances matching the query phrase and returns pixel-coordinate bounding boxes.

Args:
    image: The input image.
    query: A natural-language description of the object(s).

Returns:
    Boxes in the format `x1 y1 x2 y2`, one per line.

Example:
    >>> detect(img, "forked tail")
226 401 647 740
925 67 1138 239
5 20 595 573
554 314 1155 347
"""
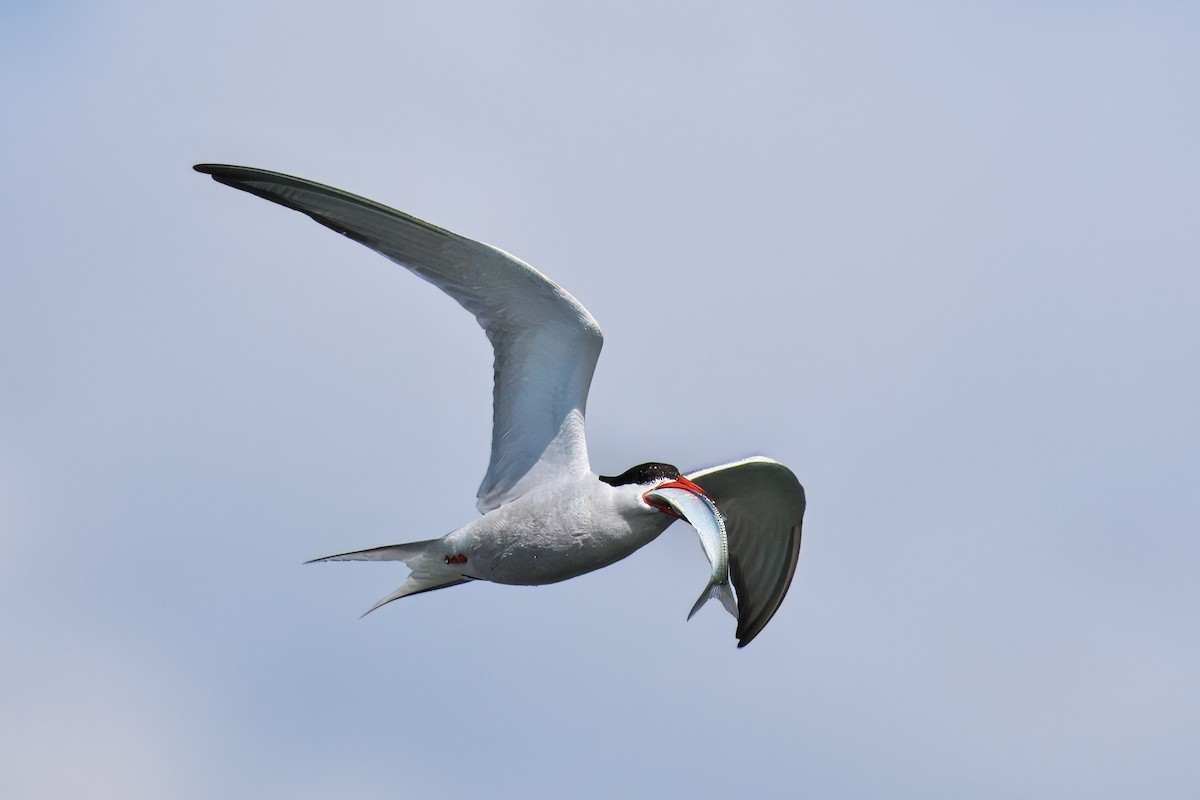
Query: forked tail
687 578 739 621
307 539 471 615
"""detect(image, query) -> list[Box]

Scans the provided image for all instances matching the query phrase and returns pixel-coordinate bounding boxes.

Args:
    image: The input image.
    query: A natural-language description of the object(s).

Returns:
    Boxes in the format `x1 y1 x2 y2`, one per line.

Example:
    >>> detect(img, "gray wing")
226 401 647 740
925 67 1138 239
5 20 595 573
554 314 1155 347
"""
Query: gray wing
687 457 805 647
195 164 603 512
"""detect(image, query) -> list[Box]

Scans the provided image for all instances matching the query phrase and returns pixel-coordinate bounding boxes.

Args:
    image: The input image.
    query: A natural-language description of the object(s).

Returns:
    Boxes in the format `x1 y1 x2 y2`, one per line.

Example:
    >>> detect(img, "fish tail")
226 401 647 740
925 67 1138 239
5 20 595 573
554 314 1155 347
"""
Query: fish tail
687 578 739 621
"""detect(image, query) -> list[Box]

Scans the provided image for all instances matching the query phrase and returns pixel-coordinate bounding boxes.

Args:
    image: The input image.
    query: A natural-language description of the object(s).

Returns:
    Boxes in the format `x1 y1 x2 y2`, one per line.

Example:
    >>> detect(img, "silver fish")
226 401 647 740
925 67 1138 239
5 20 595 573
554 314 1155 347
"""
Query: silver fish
644 485 739 621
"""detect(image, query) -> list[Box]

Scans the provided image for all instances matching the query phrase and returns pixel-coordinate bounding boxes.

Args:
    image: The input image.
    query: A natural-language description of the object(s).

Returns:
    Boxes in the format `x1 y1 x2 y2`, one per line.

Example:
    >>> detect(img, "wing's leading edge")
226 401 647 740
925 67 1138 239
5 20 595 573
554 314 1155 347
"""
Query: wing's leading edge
195 164 603 512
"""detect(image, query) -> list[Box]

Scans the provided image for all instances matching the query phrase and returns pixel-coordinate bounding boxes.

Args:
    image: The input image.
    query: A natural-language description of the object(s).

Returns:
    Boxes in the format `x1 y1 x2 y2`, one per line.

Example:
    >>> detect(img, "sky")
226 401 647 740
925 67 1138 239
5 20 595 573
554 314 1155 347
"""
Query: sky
2 1 1198 797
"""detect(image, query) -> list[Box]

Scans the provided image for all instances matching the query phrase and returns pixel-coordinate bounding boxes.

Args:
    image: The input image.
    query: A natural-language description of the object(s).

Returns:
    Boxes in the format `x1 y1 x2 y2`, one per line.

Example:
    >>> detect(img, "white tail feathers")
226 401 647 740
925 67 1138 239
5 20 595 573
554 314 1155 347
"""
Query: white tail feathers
307 538 471 615
687 578 739 621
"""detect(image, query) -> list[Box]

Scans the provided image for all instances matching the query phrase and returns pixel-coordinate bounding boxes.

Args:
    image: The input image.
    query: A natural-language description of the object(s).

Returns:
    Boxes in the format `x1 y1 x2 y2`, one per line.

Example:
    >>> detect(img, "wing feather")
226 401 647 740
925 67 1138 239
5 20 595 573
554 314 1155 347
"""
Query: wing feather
688 457 805 647
195 165 602 512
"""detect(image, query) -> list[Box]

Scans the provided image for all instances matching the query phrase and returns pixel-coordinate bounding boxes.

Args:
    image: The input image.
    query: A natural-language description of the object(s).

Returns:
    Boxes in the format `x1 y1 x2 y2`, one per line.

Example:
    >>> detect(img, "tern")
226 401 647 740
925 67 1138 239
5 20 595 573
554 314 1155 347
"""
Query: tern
196 164 806 647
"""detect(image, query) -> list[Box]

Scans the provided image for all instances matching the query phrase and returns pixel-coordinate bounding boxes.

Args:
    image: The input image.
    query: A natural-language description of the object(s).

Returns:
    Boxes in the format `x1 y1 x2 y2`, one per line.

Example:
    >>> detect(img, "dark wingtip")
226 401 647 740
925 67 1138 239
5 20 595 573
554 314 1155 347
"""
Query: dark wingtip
193 164 250 183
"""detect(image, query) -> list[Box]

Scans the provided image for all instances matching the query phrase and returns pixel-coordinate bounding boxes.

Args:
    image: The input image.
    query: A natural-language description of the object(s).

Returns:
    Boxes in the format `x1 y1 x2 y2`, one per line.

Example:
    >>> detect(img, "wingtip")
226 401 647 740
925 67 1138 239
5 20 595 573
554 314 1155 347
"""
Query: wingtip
193 163 250 182
735 622 767 648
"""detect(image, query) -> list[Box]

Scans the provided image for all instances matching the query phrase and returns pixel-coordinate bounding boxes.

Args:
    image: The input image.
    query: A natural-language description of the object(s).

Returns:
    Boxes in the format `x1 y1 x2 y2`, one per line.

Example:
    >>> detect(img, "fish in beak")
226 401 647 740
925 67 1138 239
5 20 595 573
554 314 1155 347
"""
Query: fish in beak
644 479 739 621
642 474 708 518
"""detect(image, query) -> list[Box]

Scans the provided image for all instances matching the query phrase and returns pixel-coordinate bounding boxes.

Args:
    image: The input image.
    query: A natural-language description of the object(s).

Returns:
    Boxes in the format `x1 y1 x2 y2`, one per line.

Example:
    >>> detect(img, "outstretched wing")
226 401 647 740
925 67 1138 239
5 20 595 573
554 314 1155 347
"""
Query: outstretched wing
195 165 603 512
687 457 805 647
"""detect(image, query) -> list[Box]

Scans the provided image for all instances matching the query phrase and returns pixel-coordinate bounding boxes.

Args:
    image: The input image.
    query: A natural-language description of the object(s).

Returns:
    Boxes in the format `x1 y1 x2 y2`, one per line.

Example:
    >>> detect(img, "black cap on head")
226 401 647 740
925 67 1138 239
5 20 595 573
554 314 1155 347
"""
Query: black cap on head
599 462 681 487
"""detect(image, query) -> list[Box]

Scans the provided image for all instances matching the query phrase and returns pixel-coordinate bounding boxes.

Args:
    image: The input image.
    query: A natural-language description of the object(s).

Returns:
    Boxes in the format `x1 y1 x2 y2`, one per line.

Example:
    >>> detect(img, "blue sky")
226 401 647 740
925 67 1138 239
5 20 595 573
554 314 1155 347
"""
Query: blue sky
2 2 1198 797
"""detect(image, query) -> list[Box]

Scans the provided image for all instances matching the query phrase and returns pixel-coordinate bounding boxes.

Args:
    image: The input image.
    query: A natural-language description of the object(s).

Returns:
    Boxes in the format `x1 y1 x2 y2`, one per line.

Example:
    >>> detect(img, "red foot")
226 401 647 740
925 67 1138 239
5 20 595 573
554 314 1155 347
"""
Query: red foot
444 553 468 565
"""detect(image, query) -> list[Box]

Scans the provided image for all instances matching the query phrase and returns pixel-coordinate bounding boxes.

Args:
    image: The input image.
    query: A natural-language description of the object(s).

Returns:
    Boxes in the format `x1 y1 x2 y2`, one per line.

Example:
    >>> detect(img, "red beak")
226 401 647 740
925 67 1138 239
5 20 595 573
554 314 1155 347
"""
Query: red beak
643 475 709 518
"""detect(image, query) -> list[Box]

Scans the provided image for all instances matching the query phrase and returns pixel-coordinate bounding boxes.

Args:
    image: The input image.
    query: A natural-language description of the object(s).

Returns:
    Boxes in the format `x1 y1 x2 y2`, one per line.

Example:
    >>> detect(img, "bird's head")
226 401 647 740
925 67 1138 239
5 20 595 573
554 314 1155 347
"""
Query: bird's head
599 462 710 518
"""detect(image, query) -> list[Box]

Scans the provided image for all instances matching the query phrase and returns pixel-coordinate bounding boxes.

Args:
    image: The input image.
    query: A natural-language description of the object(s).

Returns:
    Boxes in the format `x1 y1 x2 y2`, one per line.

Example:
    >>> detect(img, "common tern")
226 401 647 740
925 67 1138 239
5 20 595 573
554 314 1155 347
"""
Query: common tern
196 164 806 647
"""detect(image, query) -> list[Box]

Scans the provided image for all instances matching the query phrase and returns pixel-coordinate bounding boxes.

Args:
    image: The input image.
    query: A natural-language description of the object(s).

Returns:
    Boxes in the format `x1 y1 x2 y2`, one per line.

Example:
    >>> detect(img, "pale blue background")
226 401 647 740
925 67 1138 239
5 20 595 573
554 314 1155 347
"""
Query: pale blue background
2 2 1198 798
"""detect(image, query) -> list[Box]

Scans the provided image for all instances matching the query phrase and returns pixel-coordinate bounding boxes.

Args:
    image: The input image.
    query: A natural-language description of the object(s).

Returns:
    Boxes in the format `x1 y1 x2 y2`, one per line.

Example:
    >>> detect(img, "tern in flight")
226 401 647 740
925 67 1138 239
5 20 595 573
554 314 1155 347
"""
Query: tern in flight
196 164 806 647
